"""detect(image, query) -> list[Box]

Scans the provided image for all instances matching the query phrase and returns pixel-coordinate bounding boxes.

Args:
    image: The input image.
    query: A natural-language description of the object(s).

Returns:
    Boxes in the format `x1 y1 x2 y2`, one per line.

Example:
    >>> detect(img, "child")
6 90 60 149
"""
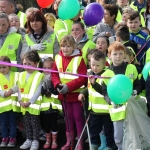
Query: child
40 57 62 149
78 50 115 150
19 51 44 150
51 35 87 150
44 13 56 28
0 56 18 147
0 12 22 68
95 36 110 66
127 11 150 67
102 41 141 150
8 13 26 37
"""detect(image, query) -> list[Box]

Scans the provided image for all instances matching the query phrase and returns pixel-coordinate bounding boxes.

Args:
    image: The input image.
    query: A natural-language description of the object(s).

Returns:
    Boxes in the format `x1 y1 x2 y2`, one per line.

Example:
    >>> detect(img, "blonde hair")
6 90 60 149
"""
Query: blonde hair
60 35 75 48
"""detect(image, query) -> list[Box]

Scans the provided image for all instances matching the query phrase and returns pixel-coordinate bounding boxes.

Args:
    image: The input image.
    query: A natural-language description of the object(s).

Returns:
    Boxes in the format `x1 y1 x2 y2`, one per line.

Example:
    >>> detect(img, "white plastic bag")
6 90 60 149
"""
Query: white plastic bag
123 97 150 150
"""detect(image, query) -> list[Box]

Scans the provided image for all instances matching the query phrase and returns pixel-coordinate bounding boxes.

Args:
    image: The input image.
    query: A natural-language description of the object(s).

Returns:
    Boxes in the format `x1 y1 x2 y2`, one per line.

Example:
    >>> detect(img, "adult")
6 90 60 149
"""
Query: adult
0 0 27 28
130 0 146 27
21 10 59 59
145 0 150 30
71 21 96 64
93 4 118 42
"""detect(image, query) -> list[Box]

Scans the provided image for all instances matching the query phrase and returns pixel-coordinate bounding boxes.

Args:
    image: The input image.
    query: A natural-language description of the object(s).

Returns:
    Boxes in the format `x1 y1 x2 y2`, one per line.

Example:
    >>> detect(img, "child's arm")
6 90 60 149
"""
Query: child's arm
101 81 112 105
78 87 88 102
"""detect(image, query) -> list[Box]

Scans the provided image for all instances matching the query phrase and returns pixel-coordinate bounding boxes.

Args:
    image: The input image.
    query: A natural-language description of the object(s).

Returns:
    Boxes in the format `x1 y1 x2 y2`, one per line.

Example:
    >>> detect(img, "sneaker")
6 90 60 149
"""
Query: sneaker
0 137 9 147
20 139 32 149
39 133 46 141
30 140 39 150
7 138 16 147
104 144 117 150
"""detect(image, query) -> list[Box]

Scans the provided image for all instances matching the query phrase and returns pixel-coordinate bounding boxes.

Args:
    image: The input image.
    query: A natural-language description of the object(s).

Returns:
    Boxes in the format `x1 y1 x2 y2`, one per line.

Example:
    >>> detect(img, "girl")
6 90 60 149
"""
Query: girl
71 21 96 65
51 35 87 150
40 57 62 149
8 14 26 37
0 12 22 68
44 13 56 28
95 36 110 66
19 51 44 150
0 56 18 148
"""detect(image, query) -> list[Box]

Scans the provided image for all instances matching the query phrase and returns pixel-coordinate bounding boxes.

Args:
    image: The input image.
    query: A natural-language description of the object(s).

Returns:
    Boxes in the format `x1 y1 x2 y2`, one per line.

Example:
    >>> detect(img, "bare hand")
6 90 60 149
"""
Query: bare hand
78 94 85 101
89 75 95 84
105 32 111 37
19 101 26 108
24 102 31 108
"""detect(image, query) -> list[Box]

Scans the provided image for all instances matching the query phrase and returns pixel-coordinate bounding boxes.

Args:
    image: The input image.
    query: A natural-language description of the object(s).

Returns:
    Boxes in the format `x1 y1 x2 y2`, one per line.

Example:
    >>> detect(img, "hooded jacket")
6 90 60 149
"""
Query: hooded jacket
51 49 87 102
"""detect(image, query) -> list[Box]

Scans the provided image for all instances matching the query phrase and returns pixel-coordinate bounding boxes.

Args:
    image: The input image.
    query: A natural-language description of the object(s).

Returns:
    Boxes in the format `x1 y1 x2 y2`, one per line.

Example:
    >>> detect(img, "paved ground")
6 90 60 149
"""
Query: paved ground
2 119 89 150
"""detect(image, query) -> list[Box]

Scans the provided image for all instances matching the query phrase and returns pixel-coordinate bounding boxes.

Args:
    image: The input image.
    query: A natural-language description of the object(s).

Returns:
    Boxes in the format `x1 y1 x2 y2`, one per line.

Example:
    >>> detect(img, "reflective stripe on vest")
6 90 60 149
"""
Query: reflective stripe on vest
17 11 27 28
19 71 43 115
55 54 84 92
0 72 18 113
88 77 109 113
25 33 55 58
108 105 126 121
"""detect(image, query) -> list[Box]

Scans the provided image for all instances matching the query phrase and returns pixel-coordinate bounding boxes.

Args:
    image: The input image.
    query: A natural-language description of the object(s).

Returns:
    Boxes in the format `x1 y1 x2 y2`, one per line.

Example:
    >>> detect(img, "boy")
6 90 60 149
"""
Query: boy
127 11 150 67
102 41 141 150
78 50 116 150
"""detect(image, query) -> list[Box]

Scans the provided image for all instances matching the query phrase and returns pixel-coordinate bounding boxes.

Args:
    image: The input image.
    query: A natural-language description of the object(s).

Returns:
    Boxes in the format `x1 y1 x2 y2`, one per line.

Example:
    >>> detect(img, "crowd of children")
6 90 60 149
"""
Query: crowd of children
0 0 150 150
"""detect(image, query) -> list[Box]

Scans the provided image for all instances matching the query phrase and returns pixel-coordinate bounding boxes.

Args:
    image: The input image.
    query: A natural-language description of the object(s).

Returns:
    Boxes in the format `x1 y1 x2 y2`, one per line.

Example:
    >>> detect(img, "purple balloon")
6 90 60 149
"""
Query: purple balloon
83 3 104 26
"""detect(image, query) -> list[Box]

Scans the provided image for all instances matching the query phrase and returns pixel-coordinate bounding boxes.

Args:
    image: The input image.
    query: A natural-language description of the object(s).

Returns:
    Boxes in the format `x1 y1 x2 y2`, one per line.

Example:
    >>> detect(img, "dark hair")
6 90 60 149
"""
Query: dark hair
73 21 85 30
27 10 47 34
39 57 54 69
96 36 109 46
115 25 130 41
0 56 11 63
86 49 97 58
141 27 150 34
91 49 106 62
103 4 118 21
22 51 40 63
127 11 140 21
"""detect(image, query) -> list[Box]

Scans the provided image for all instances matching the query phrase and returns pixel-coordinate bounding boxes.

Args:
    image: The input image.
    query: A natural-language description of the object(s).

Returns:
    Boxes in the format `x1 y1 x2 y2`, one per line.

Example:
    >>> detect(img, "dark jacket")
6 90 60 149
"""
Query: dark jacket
102 62 141 104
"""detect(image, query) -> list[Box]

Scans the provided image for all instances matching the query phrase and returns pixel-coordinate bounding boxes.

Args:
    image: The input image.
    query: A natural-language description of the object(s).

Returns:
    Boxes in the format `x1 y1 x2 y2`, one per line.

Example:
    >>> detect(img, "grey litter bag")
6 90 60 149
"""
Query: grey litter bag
123 97 150 150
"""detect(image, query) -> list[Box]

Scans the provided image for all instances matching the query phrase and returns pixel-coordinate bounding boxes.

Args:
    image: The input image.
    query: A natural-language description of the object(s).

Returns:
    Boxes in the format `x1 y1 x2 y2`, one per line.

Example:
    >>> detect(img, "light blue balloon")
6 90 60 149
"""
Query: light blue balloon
58 0 80 20
107 75 133 104
142 62 150 81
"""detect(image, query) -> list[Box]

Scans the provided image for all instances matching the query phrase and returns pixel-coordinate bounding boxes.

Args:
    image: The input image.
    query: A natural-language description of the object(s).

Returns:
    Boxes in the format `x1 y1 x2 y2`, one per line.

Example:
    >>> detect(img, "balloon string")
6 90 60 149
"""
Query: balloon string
0 61 111 79
130 38 150 64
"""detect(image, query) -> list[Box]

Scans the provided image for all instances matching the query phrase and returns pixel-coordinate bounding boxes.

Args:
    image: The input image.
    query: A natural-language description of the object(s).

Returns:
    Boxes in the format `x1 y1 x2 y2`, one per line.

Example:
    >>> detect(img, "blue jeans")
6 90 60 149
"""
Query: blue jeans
0 110 17 138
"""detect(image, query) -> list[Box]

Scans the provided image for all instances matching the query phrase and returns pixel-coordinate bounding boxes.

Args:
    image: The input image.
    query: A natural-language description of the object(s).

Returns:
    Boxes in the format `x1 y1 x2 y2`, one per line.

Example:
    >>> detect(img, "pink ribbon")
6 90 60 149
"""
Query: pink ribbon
0 61 110 79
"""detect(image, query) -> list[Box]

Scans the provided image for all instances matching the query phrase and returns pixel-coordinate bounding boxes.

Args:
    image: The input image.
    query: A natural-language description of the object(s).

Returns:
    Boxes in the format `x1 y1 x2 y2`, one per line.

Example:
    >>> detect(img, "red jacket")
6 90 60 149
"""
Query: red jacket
51 49 87 102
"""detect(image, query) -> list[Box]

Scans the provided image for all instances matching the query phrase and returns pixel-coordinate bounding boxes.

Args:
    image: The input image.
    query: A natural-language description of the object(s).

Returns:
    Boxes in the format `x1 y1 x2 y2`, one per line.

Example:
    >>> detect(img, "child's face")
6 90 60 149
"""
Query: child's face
0 65 10 75
71 23 85 41
43 61 53 75
127 17 141 32
122 13 128 23
117 0 128 7
96 37 108 54
90 57 105 74
124 54 130 63
46 15 55 28
0 18 9 34
23 58 38 74
109 50 125 66
61 44 74 56
87 54 91 68
9 16 20 29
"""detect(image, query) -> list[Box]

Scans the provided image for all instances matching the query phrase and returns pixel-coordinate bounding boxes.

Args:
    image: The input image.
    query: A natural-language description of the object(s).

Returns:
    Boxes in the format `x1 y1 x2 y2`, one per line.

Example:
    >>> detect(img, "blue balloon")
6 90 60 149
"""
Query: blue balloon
107 75 133 104
83 2 104 26
142 62 150 80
